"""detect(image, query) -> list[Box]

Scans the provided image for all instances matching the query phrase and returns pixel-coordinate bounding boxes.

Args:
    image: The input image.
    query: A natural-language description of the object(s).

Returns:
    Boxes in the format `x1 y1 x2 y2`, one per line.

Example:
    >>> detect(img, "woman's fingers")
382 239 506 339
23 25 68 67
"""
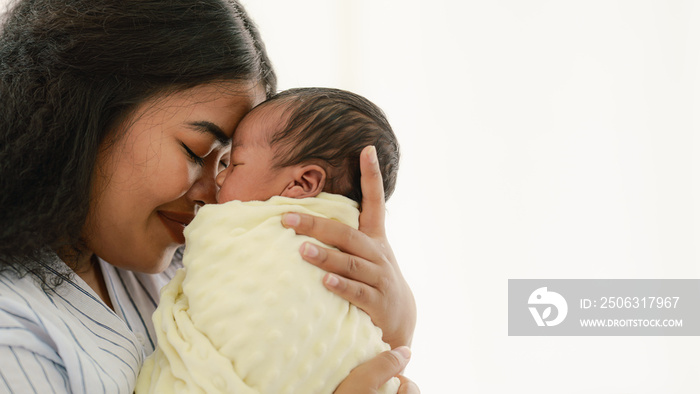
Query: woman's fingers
321 272 381 314
397 375 421 394
335 347 411 393
300 242 383 287
358 145 386 238
301 241 387 313
361 347 411 387
283 213 384 263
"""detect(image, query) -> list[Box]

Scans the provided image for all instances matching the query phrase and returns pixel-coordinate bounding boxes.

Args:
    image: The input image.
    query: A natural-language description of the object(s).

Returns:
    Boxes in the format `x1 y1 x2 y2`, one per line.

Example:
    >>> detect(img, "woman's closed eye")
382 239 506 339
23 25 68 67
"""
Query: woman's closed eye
181 142 205 166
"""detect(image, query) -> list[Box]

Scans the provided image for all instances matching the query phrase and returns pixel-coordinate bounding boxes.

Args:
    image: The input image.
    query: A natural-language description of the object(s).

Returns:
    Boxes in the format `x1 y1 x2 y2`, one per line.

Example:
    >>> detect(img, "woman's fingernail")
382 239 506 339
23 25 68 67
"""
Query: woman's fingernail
282 213 300 227
325 273 339 287
392 346 411 360
368 145 378 164
303 243 319 258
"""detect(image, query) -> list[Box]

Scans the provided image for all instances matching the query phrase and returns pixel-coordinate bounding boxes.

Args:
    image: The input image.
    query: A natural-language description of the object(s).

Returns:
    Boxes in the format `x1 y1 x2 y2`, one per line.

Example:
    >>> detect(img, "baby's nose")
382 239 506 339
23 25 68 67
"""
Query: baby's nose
215 167 228 188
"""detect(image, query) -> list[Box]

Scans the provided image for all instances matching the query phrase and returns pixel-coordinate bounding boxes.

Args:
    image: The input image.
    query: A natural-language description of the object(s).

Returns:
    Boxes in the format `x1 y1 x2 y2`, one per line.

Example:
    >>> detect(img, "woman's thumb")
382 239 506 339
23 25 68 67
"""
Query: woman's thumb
363 346 412 388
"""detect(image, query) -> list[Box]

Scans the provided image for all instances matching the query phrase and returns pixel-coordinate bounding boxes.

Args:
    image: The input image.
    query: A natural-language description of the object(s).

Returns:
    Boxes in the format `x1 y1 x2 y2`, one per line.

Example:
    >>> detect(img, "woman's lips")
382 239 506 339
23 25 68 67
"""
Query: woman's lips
157 211 195 244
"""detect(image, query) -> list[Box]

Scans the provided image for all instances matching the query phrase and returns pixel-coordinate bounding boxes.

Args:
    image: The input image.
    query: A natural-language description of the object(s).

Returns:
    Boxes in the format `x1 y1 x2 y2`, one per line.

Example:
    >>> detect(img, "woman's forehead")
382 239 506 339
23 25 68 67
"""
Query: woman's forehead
119 82 264 136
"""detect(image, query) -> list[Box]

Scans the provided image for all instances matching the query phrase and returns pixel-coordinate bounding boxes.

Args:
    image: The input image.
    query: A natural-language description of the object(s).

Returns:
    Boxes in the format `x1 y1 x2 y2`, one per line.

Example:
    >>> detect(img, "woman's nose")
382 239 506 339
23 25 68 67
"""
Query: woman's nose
192 183 216 207
191 167 221 207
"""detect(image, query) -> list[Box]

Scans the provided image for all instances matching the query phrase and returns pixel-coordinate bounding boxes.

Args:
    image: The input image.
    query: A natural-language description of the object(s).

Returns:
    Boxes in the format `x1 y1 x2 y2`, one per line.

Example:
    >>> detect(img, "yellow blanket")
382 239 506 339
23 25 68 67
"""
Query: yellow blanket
136 193 398 394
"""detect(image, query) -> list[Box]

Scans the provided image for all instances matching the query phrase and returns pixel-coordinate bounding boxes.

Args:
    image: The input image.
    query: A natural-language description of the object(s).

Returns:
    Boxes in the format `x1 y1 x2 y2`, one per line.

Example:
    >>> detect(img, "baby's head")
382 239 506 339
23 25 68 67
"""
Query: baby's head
216 87 399 205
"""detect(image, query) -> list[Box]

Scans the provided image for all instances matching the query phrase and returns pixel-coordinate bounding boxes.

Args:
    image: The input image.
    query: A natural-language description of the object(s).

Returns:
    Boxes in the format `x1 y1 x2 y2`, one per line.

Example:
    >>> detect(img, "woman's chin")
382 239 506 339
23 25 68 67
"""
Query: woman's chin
112 245 180 274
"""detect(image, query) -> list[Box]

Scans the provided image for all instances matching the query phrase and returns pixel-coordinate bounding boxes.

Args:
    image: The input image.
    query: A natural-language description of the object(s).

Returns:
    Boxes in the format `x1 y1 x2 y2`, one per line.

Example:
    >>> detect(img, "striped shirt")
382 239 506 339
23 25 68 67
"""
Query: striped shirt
0 252 182 393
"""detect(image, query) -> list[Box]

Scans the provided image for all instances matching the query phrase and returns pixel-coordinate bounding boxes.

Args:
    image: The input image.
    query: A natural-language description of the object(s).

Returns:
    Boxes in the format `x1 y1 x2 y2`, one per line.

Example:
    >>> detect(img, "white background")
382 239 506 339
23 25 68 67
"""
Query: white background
4 0 699 392
241 1 700 393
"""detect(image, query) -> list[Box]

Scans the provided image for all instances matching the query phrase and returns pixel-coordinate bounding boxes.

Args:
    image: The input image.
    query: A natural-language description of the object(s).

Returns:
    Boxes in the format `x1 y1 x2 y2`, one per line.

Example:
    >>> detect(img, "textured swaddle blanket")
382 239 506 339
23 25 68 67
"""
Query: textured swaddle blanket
135 193 399 394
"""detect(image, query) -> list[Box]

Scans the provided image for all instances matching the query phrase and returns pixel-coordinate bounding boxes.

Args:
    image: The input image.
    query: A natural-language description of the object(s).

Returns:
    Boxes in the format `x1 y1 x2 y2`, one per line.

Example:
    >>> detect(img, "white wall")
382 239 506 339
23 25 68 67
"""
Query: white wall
242 1 700 393
3 0 698 392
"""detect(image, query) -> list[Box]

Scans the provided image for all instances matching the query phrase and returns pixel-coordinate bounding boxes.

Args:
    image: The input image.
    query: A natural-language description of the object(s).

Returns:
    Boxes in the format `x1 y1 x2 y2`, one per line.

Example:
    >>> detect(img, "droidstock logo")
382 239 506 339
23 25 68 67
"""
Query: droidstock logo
528 287 568 327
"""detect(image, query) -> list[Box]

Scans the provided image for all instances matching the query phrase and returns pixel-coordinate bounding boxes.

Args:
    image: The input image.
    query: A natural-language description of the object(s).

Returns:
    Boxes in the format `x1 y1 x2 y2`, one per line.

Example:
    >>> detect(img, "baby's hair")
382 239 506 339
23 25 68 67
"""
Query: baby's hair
264 87 399 205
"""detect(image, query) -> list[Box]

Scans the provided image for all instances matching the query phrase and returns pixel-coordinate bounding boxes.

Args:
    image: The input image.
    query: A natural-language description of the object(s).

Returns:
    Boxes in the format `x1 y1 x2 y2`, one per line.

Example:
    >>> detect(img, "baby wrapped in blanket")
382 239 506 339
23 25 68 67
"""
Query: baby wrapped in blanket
138 194 395 393
136 88 402 393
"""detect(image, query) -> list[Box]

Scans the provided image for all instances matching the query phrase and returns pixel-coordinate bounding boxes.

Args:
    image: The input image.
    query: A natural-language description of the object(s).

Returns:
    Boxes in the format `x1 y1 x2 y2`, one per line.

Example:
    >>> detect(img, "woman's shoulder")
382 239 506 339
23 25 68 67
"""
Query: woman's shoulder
0 268 61 315
0 261 146 393
0 264 139 345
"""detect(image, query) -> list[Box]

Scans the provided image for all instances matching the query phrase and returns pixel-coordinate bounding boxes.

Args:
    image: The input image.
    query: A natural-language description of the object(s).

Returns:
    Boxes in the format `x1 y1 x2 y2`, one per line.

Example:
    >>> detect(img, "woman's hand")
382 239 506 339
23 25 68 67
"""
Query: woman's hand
334 347 419 394
282 146 416 348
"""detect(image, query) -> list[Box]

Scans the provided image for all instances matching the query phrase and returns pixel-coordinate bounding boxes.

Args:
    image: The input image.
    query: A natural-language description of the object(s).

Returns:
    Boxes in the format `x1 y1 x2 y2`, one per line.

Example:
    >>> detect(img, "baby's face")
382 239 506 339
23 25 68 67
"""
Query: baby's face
215 105 294 203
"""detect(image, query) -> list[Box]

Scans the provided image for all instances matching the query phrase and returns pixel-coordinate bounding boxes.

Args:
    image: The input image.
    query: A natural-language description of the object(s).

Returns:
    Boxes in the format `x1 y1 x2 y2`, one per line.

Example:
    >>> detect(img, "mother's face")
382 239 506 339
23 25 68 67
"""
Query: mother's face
84 82 265 273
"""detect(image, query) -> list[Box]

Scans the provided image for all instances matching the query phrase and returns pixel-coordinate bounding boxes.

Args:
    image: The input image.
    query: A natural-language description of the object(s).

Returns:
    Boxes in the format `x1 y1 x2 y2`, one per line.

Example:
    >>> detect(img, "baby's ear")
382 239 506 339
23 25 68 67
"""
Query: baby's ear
281 164 326 199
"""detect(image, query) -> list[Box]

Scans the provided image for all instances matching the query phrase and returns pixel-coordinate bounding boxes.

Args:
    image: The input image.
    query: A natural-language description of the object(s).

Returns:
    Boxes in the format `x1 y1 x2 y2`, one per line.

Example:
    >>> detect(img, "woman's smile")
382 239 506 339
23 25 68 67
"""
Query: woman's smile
157 210 196 244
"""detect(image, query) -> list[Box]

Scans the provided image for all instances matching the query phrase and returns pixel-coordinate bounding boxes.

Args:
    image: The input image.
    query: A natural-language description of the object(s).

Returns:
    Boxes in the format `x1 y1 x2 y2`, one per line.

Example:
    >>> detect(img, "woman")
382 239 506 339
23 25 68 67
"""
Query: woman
0 0 418 392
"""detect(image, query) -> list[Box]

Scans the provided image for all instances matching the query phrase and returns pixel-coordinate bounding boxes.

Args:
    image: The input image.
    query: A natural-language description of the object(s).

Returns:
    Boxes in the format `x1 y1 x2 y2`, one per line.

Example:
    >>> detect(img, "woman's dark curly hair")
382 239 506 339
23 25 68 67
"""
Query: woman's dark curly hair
0 0 277 285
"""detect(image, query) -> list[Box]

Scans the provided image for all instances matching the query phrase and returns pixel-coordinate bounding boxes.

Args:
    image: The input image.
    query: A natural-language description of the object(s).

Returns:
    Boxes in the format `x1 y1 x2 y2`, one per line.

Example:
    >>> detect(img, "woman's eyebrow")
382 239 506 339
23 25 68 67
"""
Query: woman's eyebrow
186 121 231 145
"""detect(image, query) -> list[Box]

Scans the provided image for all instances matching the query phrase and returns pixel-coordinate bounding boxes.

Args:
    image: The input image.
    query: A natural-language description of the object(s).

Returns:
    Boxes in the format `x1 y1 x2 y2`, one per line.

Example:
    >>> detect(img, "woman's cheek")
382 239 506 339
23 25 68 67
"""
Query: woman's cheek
156 146 200 193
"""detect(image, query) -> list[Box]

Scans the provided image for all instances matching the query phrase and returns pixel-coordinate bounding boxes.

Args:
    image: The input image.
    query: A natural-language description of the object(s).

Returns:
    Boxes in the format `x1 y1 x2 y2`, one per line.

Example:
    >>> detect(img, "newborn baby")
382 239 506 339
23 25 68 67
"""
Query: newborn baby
136 87 401 394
